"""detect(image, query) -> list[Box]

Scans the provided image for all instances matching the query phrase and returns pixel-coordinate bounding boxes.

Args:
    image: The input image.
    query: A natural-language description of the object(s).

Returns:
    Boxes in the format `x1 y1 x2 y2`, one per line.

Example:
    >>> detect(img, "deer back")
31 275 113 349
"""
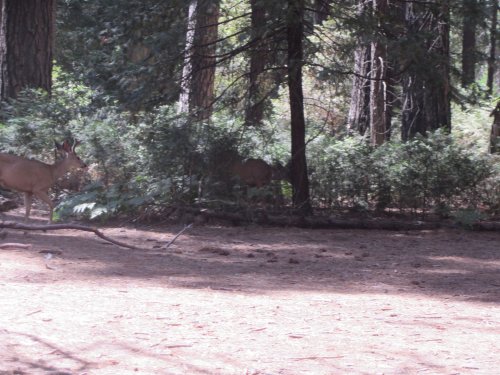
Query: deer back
0 156 53 192
231 158 276 188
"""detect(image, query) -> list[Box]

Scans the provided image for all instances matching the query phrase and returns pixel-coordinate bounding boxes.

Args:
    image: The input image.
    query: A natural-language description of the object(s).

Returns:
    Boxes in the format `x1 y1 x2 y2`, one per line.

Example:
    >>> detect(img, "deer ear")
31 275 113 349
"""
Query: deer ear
61 140 72 153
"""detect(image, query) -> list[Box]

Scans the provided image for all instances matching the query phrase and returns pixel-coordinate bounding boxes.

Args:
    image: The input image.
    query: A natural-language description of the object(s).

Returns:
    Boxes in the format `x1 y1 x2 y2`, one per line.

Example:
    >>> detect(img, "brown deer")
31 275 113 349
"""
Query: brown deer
231 158 289 188
0 140 87 223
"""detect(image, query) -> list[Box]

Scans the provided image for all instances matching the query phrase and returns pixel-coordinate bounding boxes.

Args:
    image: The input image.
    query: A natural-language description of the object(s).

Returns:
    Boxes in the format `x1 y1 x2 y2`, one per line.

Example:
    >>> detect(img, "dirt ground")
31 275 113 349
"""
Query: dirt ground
0 207 499 375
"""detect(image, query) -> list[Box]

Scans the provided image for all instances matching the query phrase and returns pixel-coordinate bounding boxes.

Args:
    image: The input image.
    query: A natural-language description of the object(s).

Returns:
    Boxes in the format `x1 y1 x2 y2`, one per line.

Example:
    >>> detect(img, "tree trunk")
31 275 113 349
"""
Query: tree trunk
429 0 451 133
384 61 396 141
245 0 268 127
487 0 498 95
347 0 371 135
287 0 311 214
370 0 389 146
0 0 6 98
402 74 426 141
0 0 55 100
314 0 330 24
187 0 219 121
369 46 387 145
178 0 198 114
461 0 478 87
490 101 500 154
347 45 371 135
384 0 406 142
401 0 451 140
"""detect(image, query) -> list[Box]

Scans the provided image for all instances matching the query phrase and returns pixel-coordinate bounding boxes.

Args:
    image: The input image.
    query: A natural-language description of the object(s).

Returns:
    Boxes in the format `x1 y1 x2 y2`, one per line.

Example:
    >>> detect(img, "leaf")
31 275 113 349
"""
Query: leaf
73 202 96 214
90 206 108 219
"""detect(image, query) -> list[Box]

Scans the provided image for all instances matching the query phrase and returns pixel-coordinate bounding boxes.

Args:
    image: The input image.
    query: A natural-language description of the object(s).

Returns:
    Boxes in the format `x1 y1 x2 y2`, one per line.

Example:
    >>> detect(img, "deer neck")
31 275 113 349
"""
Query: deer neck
52 157 72 179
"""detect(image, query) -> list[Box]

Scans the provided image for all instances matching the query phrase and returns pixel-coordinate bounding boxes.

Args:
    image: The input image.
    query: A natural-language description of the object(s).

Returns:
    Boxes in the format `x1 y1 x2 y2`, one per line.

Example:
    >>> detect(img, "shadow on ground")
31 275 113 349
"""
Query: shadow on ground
2 210 500 304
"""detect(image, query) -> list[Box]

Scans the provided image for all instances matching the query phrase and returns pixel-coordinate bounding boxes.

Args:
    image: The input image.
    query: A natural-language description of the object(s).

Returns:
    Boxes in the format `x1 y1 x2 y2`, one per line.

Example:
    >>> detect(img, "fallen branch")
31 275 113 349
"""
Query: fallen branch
0 220 142 250
0 242 32 249
472 221 500 231
165 223 193 249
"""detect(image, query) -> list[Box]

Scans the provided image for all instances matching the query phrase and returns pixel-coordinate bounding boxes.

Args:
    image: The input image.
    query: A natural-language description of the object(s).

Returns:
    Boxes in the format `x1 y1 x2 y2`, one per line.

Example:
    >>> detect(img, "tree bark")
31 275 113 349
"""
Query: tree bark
490 101 500 154
185 0 219 121
347 45 371 135
370 0 389 146
401 0 451 140
189 0 219 121
430 0 451 133
461 0 478 87
487 0 498 95
287 0 311 214
347 0 371 136
0 0 55 100
0 0 6 98
245 0 268 127
402 74 425 141
178 0 198 114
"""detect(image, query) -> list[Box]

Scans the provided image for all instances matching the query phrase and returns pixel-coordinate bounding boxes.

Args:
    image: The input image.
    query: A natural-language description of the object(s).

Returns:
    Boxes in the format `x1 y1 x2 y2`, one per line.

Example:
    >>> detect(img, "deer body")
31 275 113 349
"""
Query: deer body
0 141 87 223
231 158 288 188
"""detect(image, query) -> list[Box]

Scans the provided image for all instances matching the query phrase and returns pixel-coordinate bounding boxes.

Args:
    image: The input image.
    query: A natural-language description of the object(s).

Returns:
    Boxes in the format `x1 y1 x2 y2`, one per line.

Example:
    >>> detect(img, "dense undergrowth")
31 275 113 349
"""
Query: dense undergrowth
0 74 498 224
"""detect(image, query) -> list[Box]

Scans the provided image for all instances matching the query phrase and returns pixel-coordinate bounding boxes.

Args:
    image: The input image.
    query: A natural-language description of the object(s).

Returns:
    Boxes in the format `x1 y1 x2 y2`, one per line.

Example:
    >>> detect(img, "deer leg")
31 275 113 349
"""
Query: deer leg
33 191 54 223
24 193 33 222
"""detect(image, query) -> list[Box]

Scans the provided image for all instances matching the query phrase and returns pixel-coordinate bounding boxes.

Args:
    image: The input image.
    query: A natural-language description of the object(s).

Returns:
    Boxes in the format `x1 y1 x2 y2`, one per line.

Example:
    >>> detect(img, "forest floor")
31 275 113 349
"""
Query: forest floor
0 207 499 375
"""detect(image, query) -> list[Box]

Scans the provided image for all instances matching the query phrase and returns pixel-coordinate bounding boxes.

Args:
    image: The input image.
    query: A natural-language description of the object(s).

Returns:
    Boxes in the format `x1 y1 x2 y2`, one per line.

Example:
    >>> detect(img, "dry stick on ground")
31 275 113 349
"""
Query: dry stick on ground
0 221 195 251
0 242 32 249
165 223 193 249
0 221 143 250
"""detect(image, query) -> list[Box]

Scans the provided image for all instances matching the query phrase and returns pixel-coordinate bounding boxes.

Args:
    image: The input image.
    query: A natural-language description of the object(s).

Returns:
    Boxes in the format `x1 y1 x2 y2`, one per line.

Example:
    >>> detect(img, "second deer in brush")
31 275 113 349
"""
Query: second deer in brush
231 158 289 188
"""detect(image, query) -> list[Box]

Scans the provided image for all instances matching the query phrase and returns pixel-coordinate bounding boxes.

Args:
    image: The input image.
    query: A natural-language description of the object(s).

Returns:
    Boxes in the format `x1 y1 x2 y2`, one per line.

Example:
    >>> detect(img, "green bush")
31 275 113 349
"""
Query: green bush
308 132 495 215
1 72 498 221
377 132 492 213
308 136 375 209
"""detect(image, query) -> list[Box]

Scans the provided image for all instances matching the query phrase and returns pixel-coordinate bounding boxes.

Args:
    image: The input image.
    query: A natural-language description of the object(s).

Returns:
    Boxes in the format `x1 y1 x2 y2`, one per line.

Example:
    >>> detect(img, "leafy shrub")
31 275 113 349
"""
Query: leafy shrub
1 71 498 221
55 181 151 221
476 159 500 214
376 132 492 213
308 136 375 209
452 208 486 229
308 131 494 215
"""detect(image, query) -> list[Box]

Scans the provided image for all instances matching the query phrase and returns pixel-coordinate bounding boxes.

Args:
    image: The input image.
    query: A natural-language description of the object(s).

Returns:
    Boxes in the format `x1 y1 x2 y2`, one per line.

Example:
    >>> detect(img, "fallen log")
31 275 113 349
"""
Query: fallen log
192 207 499 231
472 221 500 231
193 208 441 230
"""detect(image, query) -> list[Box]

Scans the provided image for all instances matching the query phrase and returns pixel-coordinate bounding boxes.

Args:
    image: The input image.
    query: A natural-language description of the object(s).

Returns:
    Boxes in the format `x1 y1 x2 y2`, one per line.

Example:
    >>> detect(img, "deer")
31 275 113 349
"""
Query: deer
0 140 87 223
231 158 289 188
